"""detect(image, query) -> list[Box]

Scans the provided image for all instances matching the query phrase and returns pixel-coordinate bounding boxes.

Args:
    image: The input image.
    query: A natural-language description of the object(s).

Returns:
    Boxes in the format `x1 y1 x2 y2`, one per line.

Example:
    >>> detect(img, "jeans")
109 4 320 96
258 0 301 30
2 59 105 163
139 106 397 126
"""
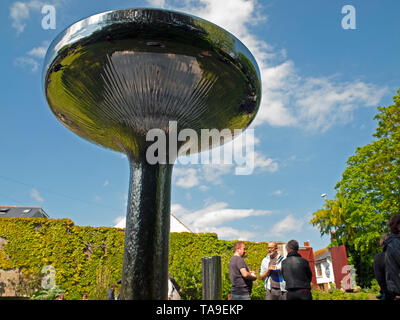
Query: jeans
231 293 251 300
265 288 287 300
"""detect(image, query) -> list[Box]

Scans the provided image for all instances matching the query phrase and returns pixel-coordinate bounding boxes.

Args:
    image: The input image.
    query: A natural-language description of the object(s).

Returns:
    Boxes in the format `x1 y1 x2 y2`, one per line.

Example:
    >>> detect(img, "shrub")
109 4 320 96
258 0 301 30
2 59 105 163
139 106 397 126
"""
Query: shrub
1 218 376 300
312 287 374 300
30 285 65 300
0 218 124 299
0 218 269 300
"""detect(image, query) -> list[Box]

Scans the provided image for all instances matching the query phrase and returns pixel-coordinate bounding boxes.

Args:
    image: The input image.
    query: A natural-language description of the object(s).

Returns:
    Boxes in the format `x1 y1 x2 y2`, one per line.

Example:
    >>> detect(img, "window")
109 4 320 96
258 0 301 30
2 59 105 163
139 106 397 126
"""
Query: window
325 265 331 278
316 263 322 277
0 208 9 214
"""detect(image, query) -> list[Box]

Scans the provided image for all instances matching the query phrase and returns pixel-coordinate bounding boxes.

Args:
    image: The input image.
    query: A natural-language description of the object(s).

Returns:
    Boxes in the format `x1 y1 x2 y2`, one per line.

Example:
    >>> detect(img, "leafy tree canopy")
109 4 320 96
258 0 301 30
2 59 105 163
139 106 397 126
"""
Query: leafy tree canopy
311 90 400 287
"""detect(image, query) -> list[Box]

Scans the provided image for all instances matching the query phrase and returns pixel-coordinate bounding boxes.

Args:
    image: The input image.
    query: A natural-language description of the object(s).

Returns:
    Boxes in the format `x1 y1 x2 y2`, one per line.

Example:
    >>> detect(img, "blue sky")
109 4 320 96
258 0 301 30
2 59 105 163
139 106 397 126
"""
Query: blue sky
1 0 399 251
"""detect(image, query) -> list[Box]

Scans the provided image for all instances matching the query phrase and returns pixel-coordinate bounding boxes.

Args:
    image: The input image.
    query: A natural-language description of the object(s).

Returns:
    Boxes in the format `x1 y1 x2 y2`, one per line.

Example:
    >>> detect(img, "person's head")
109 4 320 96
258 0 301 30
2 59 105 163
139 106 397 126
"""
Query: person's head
389 215 400 234
268 242 278 258
234 241 246 257
286 240 299 254
110 283 116 289
380 234 389 247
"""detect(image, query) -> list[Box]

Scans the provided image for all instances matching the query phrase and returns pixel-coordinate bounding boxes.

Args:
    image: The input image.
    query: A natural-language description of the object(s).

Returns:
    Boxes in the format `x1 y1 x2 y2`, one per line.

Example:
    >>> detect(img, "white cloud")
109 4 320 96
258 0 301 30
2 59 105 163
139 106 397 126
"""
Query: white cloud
15 41 50 72
10 0 46 33
27 41 49 58
273 76 388 132
145 0 387 132
14 56 39 72
201 164 232 185
252 151 279 173
173 167 200 188
30 188 44 202
10 2 30 34
172 202 272 240
113 201 272 240
257 40 388 132
146 0 166 7
172 148 277 188
266 214 304 238
272 190 283 196
199 185 209 191
172 132 278 188
199 226 256 240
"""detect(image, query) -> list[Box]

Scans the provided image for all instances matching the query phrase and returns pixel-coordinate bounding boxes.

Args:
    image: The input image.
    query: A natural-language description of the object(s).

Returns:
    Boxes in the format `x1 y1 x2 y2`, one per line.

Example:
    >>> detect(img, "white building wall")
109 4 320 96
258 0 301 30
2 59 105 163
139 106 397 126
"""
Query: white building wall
315 256 335 288
114 214 192 233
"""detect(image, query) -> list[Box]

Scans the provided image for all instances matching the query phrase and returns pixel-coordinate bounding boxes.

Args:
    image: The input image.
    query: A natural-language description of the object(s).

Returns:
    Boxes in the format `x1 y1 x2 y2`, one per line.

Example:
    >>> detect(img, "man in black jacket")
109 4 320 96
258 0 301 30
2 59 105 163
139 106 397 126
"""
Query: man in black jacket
383 215 400 300
373 234 392 300
281 240 313 300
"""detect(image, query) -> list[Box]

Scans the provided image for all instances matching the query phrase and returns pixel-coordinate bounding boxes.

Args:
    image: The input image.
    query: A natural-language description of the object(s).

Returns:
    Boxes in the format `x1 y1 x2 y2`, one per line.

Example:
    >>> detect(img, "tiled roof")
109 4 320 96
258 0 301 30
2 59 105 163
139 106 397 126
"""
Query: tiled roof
0 206 49 218
314 247 330 261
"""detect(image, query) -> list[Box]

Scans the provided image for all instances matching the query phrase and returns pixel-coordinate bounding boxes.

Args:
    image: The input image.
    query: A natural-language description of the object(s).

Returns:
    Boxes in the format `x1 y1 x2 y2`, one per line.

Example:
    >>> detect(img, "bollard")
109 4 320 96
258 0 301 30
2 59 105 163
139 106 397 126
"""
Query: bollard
202 256 222 300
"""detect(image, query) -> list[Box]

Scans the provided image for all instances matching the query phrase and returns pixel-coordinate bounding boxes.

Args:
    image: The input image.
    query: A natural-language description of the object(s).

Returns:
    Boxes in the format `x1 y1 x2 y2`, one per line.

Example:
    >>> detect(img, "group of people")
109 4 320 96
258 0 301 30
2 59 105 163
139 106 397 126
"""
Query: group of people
229 239 312 300
229 215 400 301
53 215 400 301
373 215 400 300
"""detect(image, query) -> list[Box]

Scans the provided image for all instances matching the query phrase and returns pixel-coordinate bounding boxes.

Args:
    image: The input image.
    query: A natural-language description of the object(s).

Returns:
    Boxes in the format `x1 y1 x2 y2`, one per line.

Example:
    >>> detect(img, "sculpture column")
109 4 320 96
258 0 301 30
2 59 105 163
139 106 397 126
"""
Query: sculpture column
120 159 173 300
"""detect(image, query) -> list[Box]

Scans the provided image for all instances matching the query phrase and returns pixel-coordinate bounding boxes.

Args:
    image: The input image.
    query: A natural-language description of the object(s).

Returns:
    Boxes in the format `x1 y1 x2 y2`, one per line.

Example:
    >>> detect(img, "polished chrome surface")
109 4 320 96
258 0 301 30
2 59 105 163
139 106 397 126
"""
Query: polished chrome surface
43 8 261 300
43 8 261 160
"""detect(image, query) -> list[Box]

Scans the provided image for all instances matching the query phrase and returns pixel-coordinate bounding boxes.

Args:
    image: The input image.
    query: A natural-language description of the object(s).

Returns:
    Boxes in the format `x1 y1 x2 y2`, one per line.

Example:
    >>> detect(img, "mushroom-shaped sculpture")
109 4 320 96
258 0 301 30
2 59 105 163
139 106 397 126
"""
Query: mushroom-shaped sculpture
43 8 261 300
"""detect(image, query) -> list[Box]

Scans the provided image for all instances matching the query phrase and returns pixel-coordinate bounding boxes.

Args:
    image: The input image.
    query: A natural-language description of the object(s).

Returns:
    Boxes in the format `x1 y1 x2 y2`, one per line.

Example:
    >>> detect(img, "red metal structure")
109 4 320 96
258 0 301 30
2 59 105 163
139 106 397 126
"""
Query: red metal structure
298 247 317 286
330 245 350 289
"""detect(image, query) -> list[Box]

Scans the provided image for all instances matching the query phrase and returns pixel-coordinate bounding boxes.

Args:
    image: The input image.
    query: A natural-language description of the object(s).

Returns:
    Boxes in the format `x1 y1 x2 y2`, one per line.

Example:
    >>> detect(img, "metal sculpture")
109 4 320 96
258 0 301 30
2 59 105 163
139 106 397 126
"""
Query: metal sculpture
43 8 261 299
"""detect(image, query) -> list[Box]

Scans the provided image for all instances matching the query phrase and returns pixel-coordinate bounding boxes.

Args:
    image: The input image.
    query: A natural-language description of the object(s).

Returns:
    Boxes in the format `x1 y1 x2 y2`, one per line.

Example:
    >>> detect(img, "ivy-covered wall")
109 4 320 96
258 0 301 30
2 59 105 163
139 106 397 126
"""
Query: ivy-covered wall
0 218 269 300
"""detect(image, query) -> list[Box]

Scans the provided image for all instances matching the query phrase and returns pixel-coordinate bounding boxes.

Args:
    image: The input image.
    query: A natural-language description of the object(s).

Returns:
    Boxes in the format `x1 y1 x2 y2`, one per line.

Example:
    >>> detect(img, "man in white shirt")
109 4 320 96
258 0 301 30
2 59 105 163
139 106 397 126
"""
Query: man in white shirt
260 242 287 300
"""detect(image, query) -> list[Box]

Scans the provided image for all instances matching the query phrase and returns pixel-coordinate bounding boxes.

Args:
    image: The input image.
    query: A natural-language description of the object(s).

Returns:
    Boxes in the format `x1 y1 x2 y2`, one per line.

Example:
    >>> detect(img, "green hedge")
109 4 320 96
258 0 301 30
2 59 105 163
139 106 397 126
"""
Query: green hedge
0 218 268 300
312 289 376 300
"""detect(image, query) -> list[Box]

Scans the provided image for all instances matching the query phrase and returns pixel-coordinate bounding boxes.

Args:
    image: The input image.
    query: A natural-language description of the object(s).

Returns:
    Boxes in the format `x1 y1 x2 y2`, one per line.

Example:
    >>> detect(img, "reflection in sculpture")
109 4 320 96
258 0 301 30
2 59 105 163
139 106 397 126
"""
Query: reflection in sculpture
43 8 261 299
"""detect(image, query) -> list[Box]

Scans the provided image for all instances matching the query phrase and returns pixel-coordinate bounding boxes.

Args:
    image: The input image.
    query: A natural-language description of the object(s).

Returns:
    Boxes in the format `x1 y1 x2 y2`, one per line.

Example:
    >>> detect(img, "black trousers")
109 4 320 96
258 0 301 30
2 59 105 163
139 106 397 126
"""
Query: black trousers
287 289 312 300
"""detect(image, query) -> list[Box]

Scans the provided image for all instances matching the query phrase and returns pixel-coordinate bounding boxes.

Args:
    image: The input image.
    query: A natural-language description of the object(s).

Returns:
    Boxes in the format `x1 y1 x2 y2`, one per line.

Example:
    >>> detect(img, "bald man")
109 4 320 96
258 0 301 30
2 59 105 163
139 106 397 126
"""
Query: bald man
260 242 287 300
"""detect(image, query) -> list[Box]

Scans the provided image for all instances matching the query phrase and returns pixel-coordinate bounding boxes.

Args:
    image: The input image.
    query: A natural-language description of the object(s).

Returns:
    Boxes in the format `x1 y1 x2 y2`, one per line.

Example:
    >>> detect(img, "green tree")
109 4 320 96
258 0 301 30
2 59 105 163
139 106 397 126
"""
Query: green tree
311 90 400 287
